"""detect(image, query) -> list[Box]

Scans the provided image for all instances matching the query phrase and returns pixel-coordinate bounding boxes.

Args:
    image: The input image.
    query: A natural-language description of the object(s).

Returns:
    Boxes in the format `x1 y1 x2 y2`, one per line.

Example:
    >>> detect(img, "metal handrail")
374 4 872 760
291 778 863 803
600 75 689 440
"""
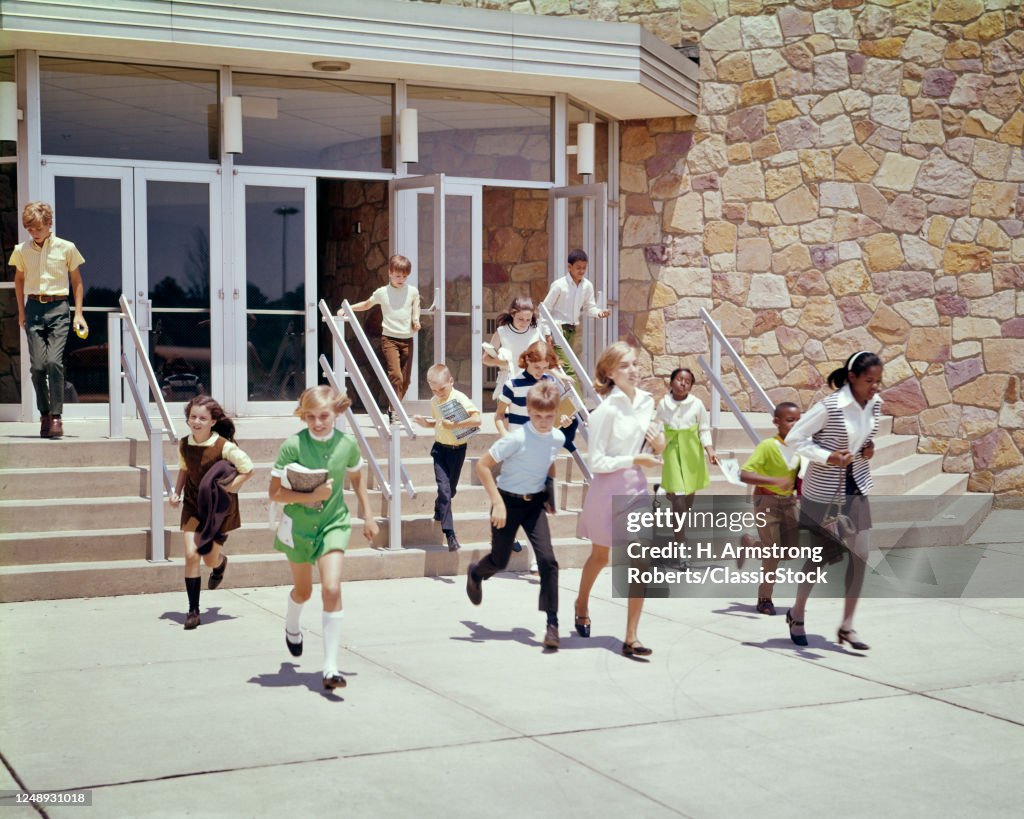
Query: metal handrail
537 302 600 406
107 295 179 562
319 300 416 551
698 307 773 446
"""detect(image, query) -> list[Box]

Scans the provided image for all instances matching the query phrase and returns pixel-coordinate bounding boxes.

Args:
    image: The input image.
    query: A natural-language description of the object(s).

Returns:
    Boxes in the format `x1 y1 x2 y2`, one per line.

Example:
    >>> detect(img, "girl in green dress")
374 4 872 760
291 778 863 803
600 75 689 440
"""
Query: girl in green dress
655 368 718 525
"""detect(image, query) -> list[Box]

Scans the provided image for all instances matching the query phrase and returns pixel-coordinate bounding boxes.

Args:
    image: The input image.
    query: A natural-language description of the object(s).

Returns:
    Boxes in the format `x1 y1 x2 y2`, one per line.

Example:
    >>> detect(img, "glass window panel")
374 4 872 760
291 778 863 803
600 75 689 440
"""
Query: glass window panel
1 163 17 282
147 181 212 404
55 176 124 404
40 58 218 163
244 186 306 402
1 158 19 401
232 73 393 172
0 56 14 157
407 86 551 182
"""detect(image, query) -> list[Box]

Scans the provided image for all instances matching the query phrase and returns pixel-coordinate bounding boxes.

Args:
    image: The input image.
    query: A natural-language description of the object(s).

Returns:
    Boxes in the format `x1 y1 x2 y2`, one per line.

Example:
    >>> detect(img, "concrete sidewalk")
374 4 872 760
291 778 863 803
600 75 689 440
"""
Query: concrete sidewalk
2 511 1022 818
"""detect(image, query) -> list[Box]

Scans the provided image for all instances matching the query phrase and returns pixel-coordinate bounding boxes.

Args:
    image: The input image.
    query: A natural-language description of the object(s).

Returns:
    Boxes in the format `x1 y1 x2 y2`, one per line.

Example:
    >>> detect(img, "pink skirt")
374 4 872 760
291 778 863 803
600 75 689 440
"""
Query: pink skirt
577 466 648 546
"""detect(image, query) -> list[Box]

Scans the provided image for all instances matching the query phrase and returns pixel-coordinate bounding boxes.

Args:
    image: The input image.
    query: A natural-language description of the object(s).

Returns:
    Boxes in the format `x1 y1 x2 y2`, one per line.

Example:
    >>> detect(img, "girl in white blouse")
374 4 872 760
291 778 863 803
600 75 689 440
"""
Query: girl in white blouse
482 296 554 400
656 367 718 528
784 351 883 652
574 342 664 657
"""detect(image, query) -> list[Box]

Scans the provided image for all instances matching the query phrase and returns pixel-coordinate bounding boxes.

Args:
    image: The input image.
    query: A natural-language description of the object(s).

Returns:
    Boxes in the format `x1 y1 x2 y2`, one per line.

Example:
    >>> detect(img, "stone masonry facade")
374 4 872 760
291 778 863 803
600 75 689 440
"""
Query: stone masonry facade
407 0 1024 505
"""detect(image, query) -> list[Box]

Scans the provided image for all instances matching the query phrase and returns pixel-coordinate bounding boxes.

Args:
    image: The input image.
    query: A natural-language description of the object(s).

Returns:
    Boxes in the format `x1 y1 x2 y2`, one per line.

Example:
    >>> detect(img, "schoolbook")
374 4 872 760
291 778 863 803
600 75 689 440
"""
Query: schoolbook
284 463 329 509
437 398 478 440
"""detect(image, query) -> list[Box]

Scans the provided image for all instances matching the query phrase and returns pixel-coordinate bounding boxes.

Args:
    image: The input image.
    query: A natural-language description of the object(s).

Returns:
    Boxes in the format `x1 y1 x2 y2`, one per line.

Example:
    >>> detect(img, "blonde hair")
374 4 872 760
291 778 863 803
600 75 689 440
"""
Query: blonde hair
526 380 560 412
426 363 452 384
293 385 351 418
593 341 637 397
389 254 412 274
22 202 54 228
517 339 558 370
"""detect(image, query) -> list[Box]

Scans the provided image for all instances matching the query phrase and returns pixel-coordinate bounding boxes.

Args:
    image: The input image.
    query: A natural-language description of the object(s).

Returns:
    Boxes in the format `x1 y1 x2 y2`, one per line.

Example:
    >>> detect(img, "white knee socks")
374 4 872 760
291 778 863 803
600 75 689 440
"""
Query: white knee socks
322 609 345 676
286 592 304 639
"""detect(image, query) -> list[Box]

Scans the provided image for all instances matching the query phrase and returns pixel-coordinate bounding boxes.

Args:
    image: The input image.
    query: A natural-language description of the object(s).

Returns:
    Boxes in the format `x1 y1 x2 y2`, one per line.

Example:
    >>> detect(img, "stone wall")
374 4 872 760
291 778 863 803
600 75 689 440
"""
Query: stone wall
407 0 1024 506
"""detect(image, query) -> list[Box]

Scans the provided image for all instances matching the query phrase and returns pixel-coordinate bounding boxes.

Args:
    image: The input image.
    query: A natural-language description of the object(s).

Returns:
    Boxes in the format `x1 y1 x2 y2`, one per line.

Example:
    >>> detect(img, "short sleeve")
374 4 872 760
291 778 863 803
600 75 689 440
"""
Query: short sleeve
499 381 514 406
369 286 386 307
344 436 362 472
8 246 23 270
459 392 479 416
741 441 769 474
272 435 302 477
67 243 85 269
488 429 524 464
222 441 254 474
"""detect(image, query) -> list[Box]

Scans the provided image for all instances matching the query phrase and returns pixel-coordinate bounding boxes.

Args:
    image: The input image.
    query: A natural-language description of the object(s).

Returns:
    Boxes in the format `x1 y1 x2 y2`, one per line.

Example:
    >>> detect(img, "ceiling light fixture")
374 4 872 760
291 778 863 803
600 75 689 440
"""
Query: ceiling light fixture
312 61 351 72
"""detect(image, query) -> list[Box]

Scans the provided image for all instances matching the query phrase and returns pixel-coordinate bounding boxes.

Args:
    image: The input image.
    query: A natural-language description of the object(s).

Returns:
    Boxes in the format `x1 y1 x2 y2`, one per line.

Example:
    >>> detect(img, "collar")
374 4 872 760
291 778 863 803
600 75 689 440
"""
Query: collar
836 383 881 412
608 385 647 408
308 428 337 442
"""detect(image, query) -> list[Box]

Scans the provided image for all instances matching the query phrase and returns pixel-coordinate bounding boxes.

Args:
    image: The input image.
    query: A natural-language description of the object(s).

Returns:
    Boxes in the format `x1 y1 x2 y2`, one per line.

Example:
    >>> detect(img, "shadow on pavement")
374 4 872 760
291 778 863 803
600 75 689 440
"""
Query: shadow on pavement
247 662 348 699
159 606 238 627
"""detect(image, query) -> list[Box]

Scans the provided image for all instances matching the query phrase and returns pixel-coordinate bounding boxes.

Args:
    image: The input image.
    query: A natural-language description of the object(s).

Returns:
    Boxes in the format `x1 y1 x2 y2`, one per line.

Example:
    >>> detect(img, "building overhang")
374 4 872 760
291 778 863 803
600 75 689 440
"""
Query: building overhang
0 0 699 118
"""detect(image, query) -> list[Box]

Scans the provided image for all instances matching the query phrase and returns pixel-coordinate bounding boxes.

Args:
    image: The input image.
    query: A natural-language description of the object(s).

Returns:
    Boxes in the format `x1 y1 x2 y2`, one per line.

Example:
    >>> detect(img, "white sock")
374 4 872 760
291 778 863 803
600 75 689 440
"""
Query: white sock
286 592 304 639
322 609 345 676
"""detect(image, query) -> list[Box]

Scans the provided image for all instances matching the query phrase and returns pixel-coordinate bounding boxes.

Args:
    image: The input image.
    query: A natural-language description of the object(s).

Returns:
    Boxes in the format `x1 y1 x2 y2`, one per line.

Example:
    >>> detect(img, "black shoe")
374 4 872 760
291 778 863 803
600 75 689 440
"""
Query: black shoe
622 640 652 657
511 540 522 553
184 610 201 630
837 628 870 651
446 533 461 552
466 563 482 605
208 555 228 590
39 414 52 438
285 629 303 657
786 610 808 646
574 614 591 638
756 597 776 616
323 672 347 690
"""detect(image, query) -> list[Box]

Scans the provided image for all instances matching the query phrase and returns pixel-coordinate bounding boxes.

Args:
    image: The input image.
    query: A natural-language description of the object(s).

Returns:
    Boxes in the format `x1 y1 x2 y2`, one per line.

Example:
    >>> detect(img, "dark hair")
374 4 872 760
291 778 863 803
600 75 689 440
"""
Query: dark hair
827 351 883 390
568 248 588 265
496 295 537 329
773 401 800 418
669 367 695 385
184 395 236 442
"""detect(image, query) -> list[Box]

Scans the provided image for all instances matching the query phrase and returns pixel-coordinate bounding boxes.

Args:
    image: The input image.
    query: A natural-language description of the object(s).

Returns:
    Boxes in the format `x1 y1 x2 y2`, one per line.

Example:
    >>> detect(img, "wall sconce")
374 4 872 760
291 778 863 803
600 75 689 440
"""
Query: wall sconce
223 95 243 154
569 122 595 176
0 82 20 142
399 107 418 164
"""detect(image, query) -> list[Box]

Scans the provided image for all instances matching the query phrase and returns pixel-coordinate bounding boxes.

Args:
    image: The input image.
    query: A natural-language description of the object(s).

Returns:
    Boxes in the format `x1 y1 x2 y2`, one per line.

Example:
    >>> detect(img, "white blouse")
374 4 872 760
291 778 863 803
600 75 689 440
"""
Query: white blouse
656 393 712 446
787 384 882 465
587 386 656 474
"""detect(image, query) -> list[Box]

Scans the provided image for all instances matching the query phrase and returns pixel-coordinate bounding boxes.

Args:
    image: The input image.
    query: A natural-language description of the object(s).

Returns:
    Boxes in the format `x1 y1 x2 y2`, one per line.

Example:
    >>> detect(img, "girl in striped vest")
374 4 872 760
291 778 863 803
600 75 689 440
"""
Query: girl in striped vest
784 351 883 651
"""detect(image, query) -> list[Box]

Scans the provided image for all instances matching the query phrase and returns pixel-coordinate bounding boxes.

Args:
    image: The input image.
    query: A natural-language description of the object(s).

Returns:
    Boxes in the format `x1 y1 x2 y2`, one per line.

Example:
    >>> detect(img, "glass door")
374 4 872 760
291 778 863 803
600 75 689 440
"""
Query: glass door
134 169 222 414
42 164 133 418
548 183 609 378
390 176 483 408
232 175 317 414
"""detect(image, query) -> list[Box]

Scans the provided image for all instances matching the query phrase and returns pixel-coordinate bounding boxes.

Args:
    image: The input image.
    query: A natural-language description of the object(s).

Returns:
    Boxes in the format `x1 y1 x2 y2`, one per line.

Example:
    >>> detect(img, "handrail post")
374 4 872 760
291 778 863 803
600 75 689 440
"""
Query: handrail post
149 430 166 561
710 334 721 433
388 419 402 550
108 312 123 439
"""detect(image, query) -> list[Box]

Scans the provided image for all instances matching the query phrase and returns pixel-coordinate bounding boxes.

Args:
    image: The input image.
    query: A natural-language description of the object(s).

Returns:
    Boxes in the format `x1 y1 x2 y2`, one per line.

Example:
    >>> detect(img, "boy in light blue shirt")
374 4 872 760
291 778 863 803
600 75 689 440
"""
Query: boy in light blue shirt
469 381 564 649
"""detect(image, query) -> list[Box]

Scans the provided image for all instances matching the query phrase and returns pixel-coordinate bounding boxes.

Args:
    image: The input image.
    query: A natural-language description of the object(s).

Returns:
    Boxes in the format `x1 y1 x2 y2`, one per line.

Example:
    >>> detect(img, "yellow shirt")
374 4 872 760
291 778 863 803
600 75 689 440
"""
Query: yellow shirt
430 388 479 446
8 235 85 296
177 432 254 474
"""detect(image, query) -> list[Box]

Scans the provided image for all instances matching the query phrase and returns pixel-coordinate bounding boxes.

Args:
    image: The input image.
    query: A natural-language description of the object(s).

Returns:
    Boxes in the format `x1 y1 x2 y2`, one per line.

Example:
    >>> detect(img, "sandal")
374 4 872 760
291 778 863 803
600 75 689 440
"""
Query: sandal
574 614 591 638
622 640 652 657
786 609 807 647
837 628 870 651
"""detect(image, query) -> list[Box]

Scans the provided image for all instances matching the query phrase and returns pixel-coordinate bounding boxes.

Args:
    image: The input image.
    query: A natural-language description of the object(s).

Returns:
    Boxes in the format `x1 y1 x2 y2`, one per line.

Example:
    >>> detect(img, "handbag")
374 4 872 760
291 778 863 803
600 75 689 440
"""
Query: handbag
820 475 855 542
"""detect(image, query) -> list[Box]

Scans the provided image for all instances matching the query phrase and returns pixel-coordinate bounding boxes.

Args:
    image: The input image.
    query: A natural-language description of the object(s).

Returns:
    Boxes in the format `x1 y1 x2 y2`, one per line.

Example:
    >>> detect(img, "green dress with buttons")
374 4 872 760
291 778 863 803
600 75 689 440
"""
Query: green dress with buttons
273 429 362 564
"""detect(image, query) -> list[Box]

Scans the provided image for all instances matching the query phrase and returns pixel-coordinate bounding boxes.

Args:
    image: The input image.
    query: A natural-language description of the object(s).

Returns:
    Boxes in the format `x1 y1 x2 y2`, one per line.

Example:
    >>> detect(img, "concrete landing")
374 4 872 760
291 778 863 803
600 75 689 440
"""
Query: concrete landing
1 511 1021 818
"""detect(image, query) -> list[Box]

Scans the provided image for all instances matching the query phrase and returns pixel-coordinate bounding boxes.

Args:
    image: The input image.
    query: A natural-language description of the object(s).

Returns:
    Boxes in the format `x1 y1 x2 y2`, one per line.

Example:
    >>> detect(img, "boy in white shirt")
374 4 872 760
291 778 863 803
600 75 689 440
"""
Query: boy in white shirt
541 249 609 385
344 254 420 417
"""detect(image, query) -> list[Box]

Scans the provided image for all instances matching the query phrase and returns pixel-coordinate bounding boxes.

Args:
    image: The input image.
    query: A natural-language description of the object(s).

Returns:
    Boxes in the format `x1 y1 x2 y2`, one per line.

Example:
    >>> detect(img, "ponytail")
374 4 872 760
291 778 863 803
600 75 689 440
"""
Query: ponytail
827 350 882 390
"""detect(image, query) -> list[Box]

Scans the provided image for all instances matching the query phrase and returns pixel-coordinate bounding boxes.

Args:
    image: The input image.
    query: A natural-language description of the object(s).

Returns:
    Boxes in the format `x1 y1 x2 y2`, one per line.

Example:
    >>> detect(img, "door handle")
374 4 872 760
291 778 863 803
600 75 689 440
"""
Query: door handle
138 299 152 332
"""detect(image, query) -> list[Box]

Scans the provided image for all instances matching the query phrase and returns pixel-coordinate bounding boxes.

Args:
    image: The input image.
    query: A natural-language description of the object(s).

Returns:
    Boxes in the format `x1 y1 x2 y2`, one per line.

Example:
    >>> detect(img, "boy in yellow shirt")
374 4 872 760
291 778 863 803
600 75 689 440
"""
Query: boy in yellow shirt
739 402 802 616
413 364 482 552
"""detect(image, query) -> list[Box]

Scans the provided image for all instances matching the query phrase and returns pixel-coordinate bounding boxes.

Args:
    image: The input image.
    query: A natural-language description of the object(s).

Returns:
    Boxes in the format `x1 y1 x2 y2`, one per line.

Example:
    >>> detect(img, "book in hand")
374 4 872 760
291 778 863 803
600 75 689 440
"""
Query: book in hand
284 463 329 510
437 398 479 440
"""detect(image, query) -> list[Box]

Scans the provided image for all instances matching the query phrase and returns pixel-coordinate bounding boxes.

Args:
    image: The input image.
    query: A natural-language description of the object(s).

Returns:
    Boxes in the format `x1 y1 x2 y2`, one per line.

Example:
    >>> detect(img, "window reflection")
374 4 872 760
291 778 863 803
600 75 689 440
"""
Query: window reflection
232 73 393 172
407 86 551 182
40 58 218 162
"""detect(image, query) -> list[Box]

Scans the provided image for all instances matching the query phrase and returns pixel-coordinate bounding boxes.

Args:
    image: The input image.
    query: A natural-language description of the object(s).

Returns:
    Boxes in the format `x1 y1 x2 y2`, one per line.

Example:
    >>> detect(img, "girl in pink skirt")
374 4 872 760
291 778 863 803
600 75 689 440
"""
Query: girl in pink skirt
574 342 664 657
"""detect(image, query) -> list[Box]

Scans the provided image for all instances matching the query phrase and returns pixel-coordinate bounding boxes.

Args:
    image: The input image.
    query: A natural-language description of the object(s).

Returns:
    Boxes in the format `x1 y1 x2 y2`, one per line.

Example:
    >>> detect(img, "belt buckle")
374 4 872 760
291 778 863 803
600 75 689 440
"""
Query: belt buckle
522 494 532 501
40 294 52 303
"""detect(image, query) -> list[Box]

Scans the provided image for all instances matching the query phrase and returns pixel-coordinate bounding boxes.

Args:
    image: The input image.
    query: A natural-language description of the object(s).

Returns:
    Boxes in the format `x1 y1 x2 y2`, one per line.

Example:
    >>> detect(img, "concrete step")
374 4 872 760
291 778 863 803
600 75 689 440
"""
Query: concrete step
0 538 595 602
871 453 944 495
711 414 894 449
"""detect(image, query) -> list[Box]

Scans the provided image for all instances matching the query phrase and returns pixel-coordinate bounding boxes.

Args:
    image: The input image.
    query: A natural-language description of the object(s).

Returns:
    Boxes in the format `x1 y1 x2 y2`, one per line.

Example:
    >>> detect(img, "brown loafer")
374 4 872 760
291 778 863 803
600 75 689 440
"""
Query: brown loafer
49 415 64 438
184 610 201 630
622 640 652 657
543 623 560 650
39 414 52 438
323 672 347 690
